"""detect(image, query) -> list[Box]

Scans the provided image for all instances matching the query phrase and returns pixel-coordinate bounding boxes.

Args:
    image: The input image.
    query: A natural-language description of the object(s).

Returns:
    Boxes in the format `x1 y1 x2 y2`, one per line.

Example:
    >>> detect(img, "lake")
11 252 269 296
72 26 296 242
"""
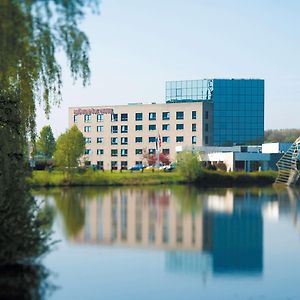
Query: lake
35 186 300 300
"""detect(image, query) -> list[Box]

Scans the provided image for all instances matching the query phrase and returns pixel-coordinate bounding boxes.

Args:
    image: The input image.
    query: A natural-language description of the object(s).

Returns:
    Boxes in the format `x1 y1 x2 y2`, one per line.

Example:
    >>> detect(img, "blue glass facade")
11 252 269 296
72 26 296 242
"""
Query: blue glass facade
166 79 264 146
213 79 264 146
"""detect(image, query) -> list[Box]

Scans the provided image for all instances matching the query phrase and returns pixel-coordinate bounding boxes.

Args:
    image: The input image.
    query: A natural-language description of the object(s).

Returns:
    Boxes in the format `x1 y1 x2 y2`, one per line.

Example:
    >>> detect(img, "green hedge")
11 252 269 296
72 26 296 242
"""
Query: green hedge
196 170 277 187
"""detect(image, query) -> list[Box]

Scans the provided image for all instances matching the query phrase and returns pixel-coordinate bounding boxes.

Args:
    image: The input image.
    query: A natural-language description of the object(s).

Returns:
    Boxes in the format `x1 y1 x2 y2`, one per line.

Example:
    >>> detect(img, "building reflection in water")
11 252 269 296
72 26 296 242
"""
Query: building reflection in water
73 188 203 251
53 187 300 278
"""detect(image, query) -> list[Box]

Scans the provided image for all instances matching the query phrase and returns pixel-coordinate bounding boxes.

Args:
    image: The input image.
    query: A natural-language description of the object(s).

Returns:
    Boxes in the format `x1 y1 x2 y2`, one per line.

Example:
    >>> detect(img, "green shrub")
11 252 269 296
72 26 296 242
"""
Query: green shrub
176 151 204 182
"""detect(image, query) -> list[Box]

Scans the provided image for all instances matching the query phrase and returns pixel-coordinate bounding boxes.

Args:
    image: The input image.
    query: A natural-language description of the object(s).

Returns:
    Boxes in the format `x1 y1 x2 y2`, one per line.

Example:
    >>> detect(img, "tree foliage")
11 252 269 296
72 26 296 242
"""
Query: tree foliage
0 0 98 139
0 0 98 184
54 125 85 175
36 125 56 158
265 129 300 143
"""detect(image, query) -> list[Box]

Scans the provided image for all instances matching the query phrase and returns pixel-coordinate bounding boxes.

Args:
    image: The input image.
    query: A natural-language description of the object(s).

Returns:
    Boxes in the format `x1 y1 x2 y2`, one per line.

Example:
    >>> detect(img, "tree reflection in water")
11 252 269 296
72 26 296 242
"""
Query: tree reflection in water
0 176 54 299
53 188 109 238
54 189 86 238
0 263 50 300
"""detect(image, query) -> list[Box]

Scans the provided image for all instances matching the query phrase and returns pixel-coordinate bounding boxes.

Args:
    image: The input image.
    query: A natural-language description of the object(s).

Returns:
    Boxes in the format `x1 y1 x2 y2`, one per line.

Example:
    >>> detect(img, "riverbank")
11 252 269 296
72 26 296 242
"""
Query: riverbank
28 169 278 188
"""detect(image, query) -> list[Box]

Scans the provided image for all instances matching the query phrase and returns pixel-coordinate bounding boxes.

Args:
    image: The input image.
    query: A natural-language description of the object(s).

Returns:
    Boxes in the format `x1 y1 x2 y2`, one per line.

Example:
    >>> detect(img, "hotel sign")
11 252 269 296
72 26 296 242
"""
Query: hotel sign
73 108 114 115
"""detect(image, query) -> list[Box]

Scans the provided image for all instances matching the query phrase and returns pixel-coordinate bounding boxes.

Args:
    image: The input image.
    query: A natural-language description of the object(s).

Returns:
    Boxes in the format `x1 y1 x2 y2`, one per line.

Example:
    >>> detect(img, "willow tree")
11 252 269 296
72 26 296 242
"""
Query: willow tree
0 0 98 188
0 0 99 287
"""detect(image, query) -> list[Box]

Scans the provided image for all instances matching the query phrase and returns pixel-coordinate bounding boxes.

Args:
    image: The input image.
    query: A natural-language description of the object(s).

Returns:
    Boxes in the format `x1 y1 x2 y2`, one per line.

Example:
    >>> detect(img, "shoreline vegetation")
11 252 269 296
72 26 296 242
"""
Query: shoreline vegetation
28 169 278 188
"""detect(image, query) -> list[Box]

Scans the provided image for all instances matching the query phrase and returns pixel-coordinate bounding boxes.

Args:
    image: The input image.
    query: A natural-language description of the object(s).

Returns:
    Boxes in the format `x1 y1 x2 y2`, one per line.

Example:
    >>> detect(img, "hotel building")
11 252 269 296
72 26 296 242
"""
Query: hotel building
69 79 264 170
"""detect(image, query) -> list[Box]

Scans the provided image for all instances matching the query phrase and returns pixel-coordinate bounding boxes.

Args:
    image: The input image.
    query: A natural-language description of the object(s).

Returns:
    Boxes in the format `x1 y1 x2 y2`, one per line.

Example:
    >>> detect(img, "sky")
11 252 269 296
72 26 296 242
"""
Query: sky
36 0 300 137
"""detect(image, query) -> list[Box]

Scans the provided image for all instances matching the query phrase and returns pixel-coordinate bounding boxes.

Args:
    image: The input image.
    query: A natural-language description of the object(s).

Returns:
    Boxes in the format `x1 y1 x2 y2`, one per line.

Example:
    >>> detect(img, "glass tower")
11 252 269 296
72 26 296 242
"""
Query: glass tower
166 79 264 146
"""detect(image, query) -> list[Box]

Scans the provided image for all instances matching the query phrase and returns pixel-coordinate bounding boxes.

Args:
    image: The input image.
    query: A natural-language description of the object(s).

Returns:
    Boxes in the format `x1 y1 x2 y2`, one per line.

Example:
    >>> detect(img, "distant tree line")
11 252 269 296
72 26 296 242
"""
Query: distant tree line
264 129 300 143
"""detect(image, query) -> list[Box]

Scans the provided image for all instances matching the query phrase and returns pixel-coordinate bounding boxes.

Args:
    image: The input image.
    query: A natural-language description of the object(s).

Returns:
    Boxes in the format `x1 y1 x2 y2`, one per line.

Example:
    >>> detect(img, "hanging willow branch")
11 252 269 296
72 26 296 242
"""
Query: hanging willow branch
0 0 99 141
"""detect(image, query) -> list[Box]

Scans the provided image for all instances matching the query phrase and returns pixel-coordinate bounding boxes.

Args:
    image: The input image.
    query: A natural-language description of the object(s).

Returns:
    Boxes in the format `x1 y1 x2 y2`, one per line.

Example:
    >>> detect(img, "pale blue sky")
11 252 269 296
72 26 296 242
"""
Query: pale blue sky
37 0 300 136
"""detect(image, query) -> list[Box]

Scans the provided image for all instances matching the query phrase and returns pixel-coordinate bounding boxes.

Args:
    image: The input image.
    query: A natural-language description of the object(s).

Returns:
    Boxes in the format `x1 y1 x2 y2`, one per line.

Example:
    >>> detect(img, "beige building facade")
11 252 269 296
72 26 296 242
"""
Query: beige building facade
69 101 213 170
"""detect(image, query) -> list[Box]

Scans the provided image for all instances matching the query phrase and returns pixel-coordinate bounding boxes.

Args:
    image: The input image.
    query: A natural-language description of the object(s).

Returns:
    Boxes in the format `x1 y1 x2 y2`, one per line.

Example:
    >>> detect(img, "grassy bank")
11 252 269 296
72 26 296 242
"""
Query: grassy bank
28 169 277 188
28 169 183 187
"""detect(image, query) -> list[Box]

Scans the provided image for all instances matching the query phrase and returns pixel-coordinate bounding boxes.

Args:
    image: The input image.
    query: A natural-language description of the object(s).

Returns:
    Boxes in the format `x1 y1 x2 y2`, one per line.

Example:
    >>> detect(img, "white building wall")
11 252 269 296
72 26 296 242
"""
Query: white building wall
262 143 292 154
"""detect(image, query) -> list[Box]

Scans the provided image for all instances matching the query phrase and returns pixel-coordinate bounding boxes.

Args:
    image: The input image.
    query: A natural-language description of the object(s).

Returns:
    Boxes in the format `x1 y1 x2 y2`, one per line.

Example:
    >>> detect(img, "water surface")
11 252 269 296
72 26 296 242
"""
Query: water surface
35 186 300 300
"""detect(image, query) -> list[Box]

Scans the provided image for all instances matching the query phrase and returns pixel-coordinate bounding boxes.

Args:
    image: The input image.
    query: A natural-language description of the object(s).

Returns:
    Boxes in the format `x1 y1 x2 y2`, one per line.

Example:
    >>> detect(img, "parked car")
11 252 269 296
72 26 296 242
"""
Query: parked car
129 165 145 171
160 164 176 172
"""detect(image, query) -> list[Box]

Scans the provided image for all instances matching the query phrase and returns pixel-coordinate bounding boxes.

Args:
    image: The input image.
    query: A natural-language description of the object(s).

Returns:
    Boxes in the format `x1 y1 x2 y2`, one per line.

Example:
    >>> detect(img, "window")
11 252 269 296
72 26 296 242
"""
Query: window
192 111 196 120
162 149 170 155
149 149 156 154
85 137 91 144
136 113 143 121
121 125 128 133
97 161 104 170
97 114 104 122
176 111 184 120
111 149 118 157
192 136 196 144
135 137 143 143
121 137 128 145
176 124 184 130
121 113 128 121
84 126 91 132
205 136 209 145
121 161 128 170
73 115 78 123
97 125 104 132
121 149 128 157
192 124 196 131
162 136 170 143
97 149 104 155
205 111 209 120
149 112 156 120
84 114 91 123
111 161 118 170
97 137 103 144
111 137 118 145
176 136 184 142
149 137 156 143
111 126 118 134
149 124 156 131
85 149 92 155
162 112 170 120
135 125 143 131
135 149 143 155
136 161 143 165
162 124 170 131
111 114 118 122
205 123 209 132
